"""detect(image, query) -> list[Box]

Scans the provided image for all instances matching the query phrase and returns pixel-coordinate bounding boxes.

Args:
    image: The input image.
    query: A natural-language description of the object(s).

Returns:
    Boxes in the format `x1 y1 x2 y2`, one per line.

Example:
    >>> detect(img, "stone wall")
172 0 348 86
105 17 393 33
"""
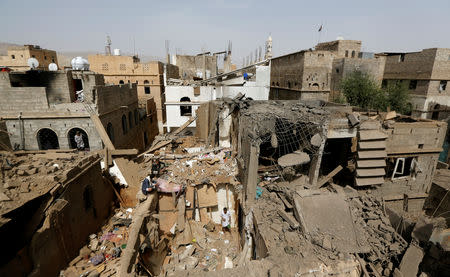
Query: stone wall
174 55 217 80
315 40 362 58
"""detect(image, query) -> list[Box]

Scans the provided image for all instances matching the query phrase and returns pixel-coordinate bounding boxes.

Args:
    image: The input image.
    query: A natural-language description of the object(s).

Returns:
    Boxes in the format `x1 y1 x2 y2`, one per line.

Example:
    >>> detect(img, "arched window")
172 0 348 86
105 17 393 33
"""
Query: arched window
68 128 90 150
128 111 133 129
351 51 356 58
122 115 128 134
180 97 192 116
37 128 59 150
345 50 349 57
144 80 150 94
119 80 124 84
107 123 115 143
312 83 320 89
134 109 138 125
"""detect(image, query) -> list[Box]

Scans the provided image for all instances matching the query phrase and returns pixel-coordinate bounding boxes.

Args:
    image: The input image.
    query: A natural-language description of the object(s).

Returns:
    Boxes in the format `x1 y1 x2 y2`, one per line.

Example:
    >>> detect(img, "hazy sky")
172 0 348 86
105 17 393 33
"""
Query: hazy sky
1 0 449 65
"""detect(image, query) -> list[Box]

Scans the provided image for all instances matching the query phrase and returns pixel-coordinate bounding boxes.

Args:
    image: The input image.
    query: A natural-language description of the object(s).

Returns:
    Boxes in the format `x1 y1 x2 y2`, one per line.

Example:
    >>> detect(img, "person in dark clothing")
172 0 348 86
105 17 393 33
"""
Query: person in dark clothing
150 159 165 178
141 176 156 195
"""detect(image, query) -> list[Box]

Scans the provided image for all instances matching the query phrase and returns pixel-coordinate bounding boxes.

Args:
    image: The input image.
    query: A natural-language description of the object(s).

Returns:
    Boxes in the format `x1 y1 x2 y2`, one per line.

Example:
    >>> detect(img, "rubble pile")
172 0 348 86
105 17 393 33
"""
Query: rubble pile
0 151 92 214
251 180 409 276
61 208 135 277
162 220 240 275
151 149 238 186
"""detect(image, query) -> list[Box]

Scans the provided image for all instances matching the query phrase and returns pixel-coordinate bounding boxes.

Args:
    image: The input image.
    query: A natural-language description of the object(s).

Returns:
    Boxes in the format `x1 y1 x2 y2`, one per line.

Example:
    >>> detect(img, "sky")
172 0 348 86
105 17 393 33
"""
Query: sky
1 0 450 66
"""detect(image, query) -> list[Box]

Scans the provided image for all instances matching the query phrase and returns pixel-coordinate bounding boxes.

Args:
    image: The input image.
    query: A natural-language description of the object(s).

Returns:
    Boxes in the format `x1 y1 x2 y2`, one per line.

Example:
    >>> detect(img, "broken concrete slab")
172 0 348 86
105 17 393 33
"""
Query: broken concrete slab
277 151 310 167
399 244 424 277
293 193 364 253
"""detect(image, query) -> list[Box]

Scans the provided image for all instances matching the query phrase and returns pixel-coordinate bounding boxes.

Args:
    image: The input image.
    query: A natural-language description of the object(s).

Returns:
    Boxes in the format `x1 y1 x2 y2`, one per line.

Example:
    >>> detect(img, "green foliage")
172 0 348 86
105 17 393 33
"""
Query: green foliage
340 71 384 110
385 82 411 114
339 71 410 114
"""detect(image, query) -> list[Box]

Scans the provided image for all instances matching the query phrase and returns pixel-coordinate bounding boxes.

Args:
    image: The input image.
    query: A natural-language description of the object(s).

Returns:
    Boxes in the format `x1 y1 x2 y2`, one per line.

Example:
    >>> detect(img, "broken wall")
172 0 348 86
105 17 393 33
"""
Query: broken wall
0 156 114 277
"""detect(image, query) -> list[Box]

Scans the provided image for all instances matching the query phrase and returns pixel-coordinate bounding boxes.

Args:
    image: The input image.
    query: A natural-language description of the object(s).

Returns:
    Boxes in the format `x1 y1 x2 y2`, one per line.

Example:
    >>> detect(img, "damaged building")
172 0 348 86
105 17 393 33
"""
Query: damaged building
381 48 450 120
0 69 157 151
1 94 449 276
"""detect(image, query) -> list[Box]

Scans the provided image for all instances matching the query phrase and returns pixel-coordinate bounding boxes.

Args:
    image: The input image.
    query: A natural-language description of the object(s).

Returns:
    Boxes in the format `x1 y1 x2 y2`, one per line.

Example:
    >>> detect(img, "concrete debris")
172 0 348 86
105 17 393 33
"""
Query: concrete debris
277 151 310 167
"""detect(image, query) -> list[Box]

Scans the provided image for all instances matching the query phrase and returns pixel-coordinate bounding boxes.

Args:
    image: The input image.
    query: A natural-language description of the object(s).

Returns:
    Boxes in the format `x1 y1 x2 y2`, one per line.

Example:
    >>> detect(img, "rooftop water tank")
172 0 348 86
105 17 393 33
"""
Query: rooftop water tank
71 57 90 70
113 49 121 56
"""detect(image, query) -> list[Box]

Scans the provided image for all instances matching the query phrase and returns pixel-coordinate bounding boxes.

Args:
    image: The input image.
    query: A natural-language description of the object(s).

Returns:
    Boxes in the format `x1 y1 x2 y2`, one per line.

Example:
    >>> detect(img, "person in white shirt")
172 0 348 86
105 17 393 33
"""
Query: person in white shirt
221 207 231 232
74 131 85 151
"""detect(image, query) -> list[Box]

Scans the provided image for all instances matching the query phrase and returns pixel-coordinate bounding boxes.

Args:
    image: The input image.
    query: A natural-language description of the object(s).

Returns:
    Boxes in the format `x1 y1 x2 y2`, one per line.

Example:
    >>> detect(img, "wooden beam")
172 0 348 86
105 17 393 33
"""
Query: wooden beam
172 116 197 136
90 114 115 150
110 149 139 156
316 165 343 188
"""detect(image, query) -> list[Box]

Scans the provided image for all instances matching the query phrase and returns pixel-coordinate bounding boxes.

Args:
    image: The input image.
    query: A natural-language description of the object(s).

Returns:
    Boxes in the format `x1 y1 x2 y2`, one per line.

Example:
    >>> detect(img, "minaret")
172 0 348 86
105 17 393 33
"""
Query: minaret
265 34 273 60
105 35 112 56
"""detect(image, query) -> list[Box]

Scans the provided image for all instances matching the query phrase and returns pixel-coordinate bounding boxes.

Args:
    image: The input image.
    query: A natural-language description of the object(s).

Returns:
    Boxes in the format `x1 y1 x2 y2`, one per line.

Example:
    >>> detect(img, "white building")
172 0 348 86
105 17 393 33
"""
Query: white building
164 65 270 132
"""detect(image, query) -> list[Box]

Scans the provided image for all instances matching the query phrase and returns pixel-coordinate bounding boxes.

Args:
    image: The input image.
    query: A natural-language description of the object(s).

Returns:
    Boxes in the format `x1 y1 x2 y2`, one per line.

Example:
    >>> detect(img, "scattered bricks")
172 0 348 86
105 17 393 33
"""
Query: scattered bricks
16 170 27 176
25 167 38 175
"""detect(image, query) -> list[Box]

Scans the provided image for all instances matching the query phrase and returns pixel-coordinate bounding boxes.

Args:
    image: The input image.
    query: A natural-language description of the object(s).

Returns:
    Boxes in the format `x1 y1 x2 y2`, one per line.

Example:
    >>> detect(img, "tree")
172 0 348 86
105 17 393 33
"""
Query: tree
339 71 411 114
340 71 385 110
385 82 411 115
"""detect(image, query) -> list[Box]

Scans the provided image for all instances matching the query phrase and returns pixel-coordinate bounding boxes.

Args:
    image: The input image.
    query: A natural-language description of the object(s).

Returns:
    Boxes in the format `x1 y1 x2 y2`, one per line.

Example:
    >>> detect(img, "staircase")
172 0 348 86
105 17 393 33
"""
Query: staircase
355 123 387 187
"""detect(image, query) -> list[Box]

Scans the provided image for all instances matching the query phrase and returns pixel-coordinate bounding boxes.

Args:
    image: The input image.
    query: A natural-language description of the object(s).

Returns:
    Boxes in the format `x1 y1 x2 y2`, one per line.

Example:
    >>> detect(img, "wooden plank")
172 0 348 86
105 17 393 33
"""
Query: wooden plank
110 149 139 156
357 159 386 168
356 168 386 177
317 165 343 187
387 147 442 155
355 177 384 186
172 115 197 136
359 130 388 141
90 114 115 150
358 150 387 159
358 140 386 150
277 208 299 229
176 195 185 232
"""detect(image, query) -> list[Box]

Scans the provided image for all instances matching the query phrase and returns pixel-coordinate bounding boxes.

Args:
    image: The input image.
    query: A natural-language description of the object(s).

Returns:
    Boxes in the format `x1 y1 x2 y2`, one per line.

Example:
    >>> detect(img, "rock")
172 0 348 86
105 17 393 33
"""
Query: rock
183 256 198 270
16 170 27 176
284 246 295 255
3 182 17 189
0 192 11 201
310 133 322 147
322 235 332 250
204 220 215 232
25 167 38 175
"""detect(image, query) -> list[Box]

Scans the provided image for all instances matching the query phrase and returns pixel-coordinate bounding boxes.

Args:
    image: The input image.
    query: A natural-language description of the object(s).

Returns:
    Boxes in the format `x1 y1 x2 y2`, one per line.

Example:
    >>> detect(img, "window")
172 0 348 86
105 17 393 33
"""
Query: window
287 81 291 88
144 80 150 94
180 97 192 116
409 80 417 90
120 64 126 71
122 115 128 134
345 50 349 57
107 123 114 143
336 68 340 73
119 80 124 84
11 55 15 59
399 54 405 62
143 64 150 71
44 56 47 60
351 51 355 58
52 58 55 63
31 55 35 58
390 157 418 180
439 80 447 92
128 111 133 129
101 63 109 71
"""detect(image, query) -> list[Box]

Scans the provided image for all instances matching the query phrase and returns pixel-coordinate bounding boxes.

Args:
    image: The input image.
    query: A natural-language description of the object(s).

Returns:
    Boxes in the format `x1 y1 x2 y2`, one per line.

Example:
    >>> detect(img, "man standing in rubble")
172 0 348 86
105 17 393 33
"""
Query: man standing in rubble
221 207 231 232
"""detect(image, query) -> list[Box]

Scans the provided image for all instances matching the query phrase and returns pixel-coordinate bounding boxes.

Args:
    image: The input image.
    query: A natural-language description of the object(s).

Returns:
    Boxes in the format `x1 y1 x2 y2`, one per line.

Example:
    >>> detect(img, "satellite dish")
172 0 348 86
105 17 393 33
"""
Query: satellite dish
48 63 58 71
27 58 39 69
71 57 90 70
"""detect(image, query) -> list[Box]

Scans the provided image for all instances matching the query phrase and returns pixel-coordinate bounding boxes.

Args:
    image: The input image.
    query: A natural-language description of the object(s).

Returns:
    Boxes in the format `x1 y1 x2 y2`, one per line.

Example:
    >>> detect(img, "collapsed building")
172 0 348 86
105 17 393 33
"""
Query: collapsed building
0 69 157 151
1 98 449 276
